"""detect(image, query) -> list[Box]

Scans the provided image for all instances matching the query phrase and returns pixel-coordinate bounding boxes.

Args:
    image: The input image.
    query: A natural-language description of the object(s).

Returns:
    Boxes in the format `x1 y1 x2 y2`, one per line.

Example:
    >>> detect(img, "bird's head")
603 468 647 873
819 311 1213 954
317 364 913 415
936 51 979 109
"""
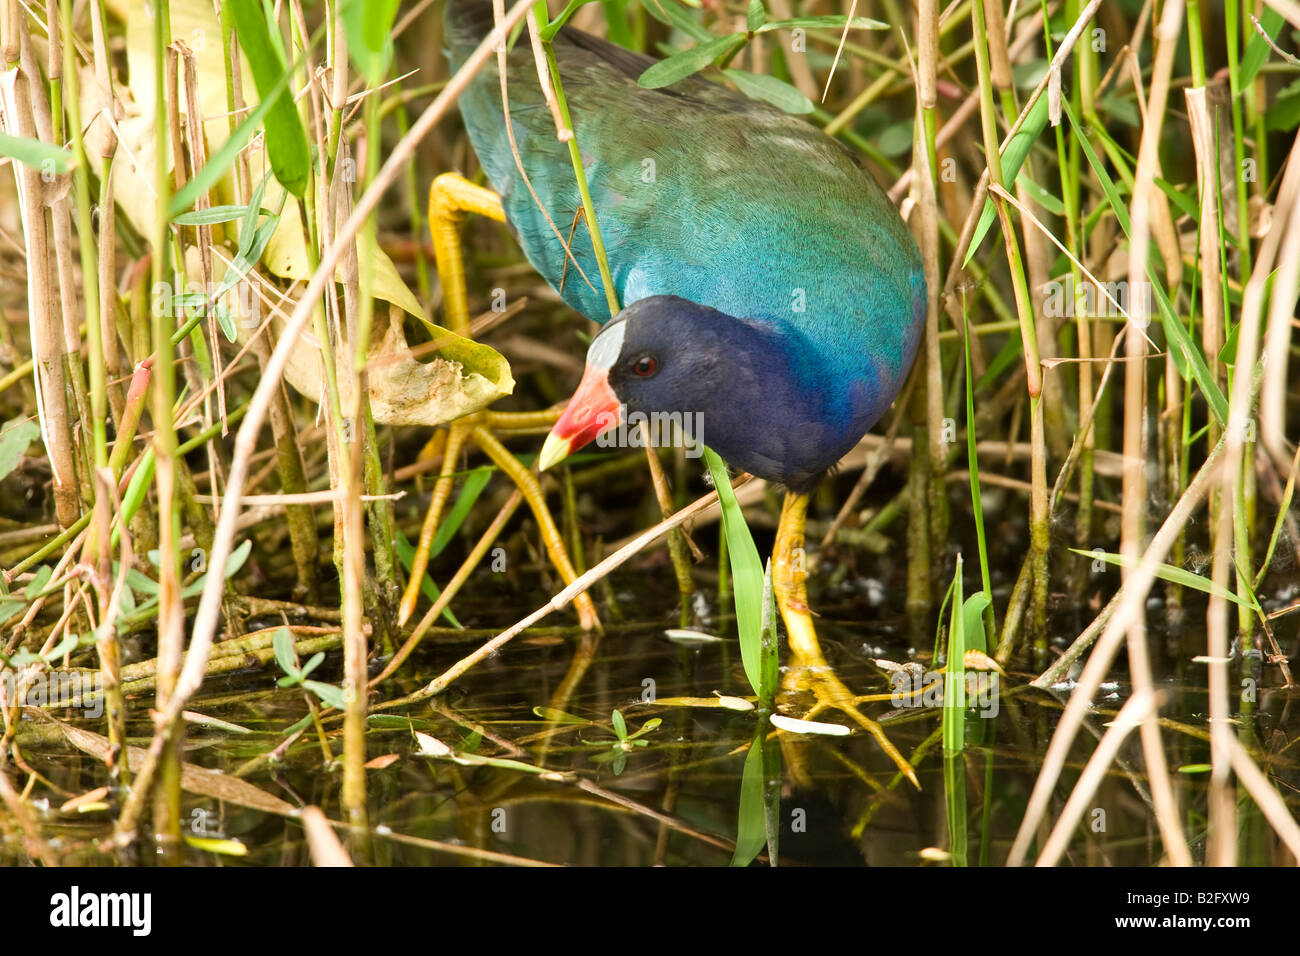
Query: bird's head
538 296 718 471
538 295 847 492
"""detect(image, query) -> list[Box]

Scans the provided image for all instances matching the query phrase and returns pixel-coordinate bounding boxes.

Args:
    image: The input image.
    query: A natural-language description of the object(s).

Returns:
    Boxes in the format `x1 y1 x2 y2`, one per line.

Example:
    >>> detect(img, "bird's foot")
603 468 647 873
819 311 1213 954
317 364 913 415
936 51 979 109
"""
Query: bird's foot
772 491 919 788
777 658 919 788
397 410 600 631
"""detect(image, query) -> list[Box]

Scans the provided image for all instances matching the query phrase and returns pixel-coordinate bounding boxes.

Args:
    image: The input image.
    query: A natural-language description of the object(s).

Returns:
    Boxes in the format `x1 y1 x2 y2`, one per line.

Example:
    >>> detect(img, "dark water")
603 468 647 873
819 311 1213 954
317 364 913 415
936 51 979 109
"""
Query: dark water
8 544 1298 866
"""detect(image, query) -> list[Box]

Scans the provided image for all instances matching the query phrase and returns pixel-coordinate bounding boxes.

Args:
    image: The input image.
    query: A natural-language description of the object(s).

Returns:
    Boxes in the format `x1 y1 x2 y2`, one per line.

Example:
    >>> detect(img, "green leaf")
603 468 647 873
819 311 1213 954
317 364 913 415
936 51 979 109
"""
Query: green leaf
611 708 628 740
115 579 135 617
976 326 1023 393
184 835 248 856
226 0 310 198
1241 7 1286 86
638 33 747 89
627 717 662 740
1219 321 1241 369
1099 90 1140 127
428 467 494 560
179 538 254 600
963 94 1051 267
298 651 326 679
877 118 915 157
942 555 966 755
0 418 41 482
541 0 599 41
212 215 281 301
1151 256 1228 426
1069 548 1260 611
239 170 272 254
756 15 886 32
125 566 159 596
1153 176 1199 221
45 630 80 661
393 532 462 629
272 626 297 676
24 565 52 600
746 0 766 32
342 0 400 85
1265 78 1300 132
724 68 812 113
172 204 264 226
0 132 74 174
703 447 764 696
962 592 991 657
1061 99 1228 425
642 0 713 42
1015 171 1065 216
730 736 767 866
532 706 591 725
215 304 237 343
304 680 347 709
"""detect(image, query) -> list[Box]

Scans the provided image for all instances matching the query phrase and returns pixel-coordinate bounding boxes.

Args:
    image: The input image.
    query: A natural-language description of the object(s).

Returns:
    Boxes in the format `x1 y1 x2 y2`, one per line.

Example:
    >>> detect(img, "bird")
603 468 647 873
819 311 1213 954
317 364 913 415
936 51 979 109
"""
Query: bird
440 0 926 782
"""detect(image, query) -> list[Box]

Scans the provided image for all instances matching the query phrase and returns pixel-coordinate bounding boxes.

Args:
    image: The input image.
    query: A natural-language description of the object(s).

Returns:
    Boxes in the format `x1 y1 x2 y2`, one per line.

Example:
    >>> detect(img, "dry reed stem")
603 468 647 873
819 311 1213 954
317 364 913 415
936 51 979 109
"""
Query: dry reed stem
1008 431 1225 865
105 0 538 843
1035 689 1157 866
1115 0 1190 868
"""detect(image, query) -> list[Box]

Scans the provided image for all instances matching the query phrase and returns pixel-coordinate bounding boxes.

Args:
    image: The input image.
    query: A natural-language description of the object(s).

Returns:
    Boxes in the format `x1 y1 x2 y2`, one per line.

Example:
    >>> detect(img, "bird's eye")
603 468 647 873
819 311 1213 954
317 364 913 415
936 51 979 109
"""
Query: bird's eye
632 355 658 377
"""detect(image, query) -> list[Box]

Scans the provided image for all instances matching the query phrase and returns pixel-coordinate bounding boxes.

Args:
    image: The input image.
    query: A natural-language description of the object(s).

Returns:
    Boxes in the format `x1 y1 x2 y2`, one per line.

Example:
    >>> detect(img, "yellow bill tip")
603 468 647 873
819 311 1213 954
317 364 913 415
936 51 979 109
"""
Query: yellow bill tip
537 431 572 472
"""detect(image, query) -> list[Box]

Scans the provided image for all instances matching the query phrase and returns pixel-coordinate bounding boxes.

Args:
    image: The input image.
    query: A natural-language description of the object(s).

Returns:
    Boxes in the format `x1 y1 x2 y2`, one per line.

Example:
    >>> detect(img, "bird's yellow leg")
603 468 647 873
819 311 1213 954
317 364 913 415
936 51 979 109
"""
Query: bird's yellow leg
401 172 504 624
484 406 564 435
399 417 472 625
773 491 919 788
428 172 505 335
403 177 595 633
470 425 600 632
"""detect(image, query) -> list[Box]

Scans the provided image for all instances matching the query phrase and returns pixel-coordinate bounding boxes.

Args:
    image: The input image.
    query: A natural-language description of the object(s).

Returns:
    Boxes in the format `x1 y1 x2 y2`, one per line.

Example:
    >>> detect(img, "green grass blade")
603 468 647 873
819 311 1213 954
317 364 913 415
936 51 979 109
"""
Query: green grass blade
730 733 767 866
1061 98 1228 425
226 0 310 198
755 15 886 31
963 94 1050 267
1069 547 1260 610
0 132 74 173
758 559 779 703
942 555 966 755
703 447 764 696
341 0 400 84
429 467 494 560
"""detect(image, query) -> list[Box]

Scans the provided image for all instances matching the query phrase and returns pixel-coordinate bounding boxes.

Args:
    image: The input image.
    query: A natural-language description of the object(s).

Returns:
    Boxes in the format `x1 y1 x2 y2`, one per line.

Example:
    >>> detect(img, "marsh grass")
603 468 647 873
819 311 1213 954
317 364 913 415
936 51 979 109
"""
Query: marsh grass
0 0 1298 866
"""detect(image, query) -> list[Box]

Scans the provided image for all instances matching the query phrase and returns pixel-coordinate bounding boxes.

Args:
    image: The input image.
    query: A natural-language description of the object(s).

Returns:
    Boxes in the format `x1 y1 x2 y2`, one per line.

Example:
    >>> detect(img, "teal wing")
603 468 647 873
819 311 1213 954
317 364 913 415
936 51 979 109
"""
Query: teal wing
446 0 923 398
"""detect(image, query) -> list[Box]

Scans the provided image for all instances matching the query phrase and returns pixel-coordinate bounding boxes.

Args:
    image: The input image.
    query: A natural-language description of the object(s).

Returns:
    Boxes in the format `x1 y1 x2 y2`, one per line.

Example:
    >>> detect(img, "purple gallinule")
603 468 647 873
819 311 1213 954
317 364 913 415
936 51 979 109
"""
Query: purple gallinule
439 0 925 779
